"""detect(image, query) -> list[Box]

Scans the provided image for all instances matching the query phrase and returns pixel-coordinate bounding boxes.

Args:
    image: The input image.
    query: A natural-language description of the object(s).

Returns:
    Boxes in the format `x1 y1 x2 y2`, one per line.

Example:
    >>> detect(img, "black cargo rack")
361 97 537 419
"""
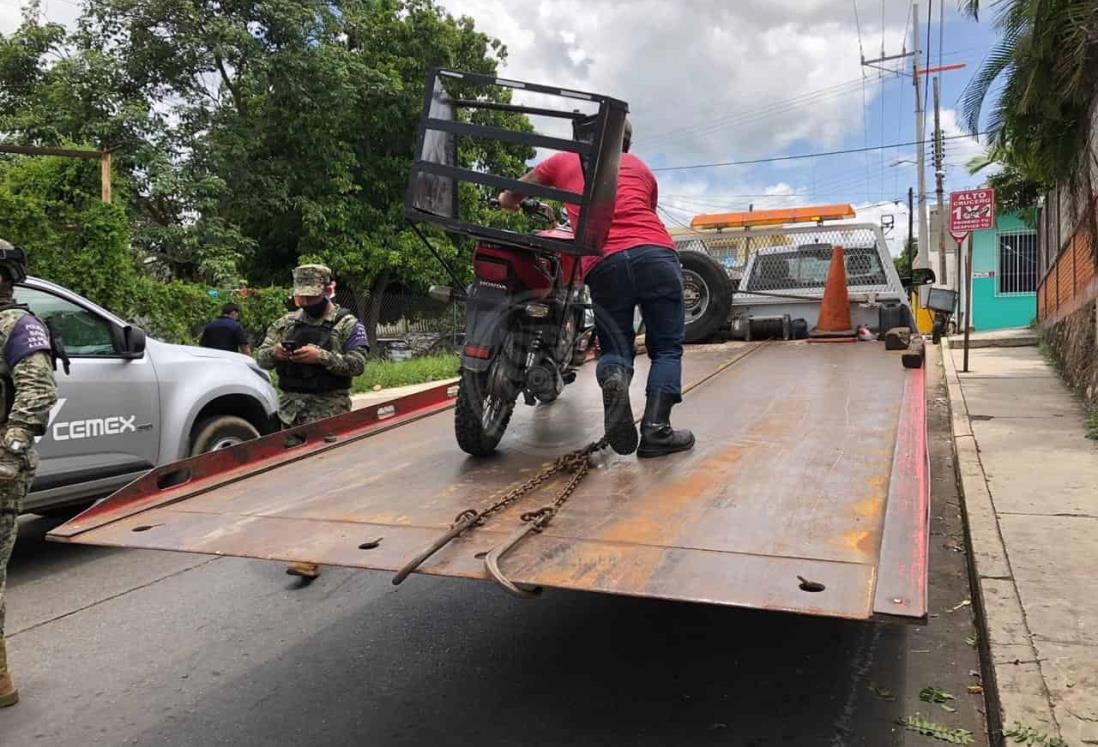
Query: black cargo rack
404 68 629 257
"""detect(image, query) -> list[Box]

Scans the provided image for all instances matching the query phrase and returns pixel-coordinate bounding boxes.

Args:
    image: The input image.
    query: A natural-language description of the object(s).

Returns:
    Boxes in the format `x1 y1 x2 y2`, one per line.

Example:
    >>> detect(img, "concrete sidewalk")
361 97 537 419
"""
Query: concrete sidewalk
944 342 1098 745
948 327 1038 349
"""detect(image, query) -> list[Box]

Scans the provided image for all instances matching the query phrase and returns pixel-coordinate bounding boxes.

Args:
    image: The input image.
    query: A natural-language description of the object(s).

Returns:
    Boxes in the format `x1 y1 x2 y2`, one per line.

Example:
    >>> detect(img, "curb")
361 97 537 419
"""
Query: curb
941 340 1059 744
945 334 1038 350
351 378 460 410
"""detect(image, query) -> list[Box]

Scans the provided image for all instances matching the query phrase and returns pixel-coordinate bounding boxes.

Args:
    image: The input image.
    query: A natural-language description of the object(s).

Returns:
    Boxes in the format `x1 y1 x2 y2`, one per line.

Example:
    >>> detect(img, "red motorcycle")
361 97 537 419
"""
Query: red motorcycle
431 198 594 456
405 69 627 456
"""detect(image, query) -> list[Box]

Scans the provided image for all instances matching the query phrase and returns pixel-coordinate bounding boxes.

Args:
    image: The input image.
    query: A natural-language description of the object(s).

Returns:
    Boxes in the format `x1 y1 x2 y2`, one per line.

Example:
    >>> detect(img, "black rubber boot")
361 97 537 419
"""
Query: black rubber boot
599 366 638 456
637 392 695 459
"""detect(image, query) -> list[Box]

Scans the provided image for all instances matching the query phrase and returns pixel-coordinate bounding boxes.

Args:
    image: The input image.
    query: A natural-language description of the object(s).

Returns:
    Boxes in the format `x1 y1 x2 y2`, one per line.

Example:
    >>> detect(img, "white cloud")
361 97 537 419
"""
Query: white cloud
938 107 998 180
5 0 948 215
0 1 79 34
442 0 912 173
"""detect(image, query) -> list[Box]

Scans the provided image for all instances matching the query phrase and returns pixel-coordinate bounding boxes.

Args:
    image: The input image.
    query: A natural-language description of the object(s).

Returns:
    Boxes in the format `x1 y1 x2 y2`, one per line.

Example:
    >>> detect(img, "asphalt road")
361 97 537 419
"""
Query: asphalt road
0 350 989 746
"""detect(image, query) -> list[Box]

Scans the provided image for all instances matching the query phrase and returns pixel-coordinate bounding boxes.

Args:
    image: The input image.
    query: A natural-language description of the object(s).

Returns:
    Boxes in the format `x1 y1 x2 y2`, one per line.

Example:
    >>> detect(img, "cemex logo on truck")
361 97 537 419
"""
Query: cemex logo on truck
44 399 138 442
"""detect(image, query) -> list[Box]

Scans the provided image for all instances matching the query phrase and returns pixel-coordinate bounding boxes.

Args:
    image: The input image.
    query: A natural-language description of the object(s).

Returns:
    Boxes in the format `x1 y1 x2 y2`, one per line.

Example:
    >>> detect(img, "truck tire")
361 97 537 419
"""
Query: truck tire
680 251 733 343
190 415 261 456
455 368 515 457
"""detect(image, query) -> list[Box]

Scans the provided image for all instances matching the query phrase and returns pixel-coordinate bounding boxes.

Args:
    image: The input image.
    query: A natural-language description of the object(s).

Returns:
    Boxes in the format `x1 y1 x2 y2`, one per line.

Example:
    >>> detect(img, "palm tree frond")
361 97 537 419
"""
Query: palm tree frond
960 41 1015 134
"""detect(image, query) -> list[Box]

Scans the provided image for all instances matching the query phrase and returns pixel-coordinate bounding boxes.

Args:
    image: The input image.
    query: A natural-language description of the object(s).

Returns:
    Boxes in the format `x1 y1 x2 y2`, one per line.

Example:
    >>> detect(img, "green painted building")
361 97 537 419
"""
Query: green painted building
966 211 1037 331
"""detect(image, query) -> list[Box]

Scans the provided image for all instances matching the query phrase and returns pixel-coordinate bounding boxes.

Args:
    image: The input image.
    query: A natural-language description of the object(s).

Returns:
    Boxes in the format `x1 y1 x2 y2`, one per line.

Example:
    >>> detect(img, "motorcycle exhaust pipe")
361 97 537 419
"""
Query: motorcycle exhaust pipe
429 285 467 304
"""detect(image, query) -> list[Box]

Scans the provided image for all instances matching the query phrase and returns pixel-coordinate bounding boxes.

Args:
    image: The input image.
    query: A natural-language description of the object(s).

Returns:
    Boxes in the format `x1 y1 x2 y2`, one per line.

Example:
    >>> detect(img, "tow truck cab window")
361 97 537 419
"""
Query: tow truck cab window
15 286 116 357
746 245 887 292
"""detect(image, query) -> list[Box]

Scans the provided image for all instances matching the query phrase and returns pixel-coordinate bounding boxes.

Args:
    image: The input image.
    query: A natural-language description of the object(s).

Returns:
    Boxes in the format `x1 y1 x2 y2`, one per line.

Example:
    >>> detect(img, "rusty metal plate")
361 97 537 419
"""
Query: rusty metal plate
51 341 928 621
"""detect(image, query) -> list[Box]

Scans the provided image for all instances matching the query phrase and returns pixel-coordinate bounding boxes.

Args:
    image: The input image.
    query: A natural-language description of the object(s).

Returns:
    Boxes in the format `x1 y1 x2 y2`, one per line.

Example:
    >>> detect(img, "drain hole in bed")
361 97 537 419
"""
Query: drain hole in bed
797 576 826 593
132 524 158 533
474 551 488 559
358 538 383 550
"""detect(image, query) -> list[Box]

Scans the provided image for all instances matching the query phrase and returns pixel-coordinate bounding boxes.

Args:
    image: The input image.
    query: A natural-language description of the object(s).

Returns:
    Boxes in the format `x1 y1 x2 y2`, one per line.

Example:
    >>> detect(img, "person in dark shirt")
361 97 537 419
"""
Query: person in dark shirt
200 303 251 355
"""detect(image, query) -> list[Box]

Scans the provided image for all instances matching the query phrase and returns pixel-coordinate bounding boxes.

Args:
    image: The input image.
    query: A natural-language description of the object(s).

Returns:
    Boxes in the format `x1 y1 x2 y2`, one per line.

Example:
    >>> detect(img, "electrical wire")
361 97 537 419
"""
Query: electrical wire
647 77 877 144
651 131 989 172
853 0 866 60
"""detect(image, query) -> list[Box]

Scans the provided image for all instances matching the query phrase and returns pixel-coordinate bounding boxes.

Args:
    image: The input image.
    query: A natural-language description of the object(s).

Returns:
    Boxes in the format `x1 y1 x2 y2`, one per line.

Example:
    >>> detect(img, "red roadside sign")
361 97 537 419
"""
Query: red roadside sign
949 188 996 242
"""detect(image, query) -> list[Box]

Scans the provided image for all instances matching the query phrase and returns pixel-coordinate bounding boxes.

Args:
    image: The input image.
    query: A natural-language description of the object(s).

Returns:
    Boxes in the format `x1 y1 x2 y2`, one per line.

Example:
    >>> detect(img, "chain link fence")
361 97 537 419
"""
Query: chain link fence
672 228 806 285
333 287 464 360
676 225 897 299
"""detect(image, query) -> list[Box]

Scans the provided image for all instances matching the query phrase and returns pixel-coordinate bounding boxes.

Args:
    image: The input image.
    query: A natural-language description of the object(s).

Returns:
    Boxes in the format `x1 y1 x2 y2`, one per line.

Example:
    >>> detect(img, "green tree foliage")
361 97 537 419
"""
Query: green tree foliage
959 1 1098 198
966 152 1041 224
0 155 134 309
1 0 536 345
0 155 288 342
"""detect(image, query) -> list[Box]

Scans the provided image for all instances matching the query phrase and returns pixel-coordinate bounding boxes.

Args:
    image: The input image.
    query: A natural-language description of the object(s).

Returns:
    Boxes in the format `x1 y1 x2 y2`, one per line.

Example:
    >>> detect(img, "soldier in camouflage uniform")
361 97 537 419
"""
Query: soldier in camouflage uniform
256 264 368 579
0 241 59 707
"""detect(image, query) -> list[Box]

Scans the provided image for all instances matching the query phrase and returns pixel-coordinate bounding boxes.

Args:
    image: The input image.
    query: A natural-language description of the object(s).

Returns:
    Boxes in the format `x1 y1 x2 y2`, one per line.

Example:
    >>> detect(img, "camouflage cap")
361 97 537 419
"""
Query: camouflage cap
292 264 332 296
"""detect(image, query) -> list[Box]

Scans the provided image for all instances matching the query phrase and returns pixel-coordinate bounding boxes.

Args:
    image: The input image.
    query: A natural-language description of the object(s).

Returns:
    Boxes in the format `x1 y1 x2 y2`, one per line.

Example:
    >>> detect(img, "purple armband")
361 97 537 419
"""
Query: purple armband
343 321 369 352
4 314 51 367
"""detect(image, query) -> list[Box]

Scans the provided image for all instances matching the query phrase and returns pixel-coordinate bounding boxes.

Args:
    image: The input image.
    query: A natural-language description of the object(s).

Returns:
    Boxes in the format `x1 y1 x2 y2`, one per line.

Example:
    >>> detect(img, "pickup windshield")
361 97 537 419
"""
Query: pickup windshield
745 244 887 292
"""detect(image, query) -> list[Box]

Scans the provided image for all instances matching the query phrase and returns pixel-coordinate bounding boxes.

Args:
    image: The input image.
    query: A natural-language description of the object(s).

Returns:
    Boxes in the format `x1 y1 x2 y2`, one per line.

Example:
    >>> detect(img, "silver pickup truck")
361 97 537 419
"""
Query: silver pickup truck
16 276 279 514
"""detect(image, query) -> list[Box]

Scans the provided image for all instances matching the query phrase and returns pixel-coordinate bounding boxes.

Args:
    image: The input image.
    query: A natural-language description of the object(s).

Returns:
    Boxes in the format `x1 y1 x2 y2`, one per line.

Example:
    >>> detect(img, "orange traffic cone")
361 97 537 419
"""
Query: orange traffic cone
809 245 856 341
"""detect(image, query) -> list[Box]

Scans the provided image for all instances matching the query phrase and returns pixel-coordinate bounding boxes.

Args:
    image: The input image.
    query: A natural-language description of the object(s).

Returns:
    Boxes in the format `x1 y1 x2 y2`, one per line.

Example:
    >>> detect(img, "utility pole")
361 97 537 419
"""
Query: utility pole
912 2 930 271
907 186 915 270
933 77 946 283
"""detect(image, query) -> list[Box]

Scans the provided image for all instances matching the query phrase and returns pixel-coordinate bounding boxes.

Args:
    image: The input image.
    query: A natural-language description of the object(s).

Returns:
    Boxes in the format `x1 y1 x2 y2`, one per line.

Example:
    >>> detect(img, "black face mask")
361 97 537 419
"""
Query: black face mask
301 298 329 318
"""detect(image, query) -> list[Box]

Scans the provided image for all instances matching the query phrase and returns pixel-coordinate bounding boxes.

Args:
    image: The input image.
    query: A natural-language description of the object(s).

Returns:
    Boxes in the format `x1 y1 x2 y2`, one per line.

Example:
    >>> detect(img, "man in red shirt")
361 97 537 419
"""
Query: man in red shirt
499 121 694 458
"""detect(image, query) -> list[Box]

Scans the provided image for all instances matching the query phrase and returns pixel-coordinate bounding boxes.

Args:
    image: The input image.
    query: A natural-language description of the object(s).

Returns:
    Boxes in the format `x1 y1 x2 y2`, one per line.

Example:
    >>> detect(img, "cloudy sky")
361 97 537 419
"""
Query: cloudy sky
440 0 998 252
1 0 1000 253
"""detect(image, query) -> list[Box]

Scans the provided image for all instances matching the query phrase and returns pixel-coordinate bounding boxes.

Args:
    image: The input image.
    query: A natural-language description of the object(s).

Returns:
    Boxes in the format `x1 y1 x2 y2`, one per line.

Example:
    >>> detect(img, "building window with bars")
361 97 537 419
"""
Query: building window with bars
997 230 1038 295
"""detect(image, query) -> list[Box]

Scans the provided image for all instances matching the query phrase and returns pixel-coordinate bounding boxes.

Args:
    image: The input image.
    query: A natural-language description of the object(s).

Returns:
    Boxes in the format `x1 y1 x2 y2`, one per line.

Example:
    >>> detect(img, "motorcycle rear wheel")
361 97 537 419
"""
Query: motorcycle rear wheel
455 367 516 457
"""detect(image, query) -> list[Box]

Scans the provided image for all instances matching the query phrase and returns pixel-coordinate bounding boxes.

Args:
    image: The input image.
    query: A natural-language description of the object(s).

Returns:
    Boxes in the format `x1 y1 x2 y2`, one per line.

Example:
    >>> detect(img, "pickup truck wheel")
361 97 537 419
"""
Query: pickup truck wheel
190 415 260 456
455 368 515 457
680 251 734 343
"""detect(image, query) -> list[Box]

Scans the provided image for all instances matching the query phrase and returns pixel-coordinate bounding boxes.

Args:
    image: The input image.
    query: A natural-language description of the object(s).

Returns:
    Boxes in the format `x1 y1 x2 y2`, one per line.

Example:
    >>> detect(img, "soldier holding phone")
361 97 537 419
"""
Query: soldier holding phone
256 264 370 429
255 264 369 578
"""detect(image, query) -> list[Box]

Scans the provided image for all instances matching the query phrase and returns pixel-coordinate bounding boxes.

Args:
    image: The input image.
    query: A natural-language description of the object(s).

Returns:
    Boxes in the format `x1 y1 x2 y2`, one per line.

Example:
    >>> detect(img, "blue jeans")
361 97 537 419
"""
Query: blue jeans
585 245 685 398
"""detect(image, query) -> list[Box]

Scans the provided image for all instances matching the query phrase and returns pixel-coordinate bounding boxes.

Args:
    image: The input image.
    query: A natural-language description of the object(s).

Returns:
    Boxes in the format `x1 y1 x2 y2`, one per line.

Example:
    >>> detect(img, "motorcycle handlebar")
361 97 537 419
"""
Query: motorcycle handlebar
487 195 555 223
519 198 544 216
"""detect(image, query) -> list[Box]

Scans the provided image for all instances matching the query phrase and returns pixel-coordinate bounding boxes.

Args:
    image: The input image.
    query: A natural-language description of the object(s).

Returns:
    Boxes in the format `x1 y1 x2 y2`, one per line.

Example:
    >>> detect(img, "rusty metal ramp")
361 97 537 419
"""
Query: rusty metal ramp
50 341 928 621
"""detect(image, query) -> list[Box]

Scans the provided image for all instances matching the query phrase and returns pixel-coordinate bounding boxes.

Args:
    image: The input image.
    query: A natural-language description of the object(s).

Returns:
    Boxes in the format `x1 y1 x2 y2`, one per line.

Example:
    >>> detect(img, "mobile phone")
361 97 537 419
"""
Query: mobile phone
281 341 301 352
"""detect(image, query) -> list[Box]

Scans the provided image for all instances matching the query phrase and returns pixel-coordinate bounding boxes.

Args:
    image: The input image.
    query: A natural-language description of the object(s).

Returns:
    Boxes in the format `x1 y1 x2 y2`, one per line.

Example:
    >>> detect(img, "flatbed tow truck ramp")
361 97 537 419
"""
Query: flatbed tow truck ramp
49 338 928 622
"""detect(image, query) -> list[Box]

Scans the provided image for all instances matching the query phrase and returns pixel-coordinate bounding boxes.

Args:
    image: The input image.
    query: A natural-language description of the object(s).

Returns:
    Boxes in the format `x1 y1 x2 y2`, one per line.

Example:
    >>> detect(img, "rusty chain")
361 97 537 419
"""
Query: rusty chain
452 436 608 531
392 436 609 586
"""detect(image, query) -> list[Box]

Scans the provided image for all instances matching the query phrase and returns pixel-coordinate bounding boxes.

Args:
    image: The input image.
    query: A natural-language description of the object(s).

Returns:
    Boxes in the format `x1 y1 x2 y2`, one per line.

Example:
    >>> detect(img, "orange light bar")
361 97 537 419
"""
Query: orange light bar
689 204 856 230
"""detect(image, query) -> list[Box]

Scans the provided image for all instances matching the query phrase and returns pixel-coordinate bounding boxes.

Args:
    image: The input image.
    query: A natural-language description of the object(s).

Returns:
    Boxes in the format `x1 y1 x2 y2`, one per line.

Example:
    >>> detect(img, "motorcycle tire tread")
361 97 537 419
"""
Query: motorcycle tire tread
455 369 515 457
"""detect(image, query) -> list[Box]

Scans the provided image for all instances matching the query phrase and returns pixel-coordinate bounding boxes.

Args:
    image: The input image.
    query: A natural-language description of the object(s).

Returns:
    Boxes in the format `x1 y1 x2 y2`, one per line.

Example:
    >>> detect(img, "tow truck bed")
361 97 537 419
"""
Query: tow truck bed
50 341 928 621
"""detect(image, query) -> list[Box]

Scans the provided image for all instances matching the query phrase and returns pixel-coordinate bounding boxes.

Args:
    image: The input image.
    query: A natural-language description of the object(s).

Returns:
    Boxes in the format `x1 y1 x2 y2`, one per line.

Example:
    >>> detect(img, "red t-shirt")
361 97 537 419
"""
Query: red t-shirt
532 152 675 275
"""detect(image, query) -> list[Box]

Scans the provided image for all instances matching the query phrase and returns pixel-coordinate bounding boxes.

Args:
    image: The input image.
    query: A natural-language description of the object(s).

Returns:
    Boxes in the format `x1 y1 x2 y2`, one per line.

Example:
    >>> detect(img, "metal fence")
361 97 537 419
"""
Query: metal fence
685 225 899 299
672 229 794 281
997 230 1039 296
332 287 464 358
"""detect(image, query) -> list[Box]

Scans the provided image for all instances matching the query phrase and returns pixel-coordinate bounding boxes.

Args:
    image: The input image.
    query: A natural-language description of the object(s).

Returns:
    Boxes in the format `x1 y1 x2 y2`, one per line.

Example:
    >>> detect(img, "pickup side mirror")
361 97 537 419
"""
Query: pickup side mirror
117 324 146 358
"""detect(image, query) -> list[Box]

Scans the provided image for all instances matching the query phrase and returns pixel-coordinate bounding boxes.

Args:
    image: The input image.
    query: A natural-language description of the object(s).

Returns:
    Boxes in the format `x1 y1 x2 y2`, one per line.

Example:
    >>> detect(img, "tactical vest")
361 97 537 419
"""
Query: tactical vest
275 308 354 394
0 303 69 423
